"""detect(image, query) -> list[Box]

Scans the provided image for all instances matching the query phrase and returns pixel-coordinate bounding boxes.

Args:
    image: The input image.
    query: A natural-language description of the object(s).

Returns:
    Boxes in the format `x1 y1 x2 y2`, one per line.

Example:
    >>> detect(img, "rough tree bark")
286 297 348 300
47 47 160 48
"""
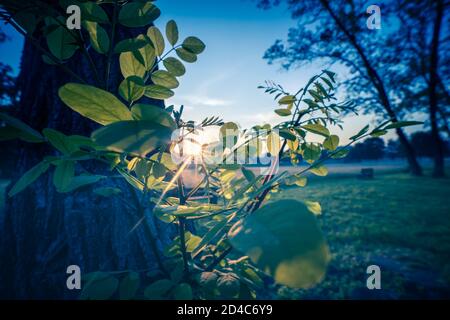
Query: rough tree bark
429 0 445 177
0 10 173 298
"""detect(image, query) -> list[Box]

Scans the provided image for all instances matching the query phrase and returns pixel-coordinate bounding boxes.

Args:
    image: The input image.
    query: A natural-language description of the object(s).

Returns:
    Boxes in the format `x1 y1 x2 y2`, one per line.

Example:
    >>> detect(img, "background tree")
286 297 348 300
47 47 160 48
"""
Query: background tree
388 0 449 177
0 29 19 179
0 29 18 108
385 138 403 159
257 0 424 175
411 131 450 158
347 137 385 161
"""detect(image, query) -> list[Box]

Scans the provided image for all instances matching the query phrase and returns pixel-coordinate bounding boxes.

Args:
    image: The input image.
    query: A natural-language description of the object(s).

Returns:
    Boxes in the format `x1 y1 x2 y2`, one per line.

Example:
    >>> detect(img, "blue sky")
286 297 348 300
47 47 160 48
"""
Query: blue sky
157 0 378 143
0 0 413 143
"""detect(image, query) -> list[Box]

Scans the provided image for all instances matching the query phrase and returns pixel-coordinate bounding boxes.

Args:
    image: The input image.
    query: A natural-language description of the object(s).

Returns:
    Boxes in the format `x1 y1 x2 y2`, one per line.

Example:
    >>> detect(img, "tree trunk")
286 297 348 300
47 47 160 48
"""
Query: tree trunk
0 17 173 298
429 0 445 177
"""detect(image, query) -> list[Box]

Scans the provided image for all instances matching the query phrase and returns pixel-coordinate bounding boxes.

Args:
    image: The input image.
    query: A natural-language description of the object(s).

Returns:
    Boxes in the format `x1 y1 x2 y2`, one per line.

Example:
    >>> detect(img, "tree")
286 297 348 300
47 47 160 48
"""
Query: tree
0 1 423 300
411 131 449 158
257 0 423 176
385 139 403 159
388 0 448 177
0 0 170 298
348 137 385 161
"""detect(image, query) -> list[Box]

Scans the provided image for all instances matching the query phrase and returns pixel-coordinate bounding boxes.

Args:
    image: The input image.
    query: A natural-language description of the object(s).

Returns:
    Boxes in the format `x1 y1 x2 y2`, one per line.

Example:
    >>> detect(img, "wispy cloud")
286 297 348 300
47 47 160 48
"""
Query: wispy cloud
179 95 232 107
243 112 279 124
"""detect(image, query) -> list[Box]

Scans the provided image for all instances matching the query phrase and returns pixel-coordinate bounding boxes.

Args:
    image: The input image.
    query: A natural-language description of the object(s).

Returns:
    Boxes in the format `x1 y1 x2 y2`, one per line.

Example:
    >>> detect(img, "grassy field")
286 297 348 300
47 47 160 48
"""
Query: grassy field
1 166 449 299
273 168 450 299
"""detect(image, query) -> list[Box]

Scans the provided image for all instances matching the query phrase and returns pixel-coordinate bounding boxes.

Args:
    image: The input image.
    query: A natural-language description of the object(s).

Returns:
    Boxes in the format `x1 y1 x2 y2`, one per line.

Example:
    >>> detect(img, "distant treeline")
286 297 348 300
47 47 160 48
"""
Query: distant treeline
342 131 450 162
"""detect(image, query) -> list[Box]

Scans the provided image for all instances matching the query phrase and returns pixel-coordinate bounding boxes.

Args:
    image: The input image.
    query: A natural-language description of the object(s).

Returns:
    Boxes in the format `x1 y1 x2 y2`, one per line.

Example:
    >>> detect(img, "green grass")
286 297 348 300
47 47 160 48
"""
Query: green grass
272 169 450 299
2 168 449 299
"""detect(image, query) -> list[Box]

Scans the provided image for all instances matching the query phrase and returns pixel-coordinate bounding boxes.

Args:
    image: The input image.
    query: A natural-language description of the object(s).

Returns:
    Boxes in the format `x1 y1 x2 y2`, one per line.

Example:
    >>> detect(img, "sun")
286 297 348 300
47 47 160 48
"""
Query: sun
182 138 203 156
172 126 221 162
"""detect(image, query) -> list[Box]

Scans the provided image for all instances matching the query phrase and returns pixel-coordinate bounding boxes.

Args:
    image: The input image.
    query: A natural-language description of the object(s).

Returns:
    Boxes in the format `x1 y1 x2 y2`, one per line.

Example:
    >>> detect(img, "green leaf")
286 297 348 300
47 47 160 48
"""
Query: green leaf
163 57 186 77
118 169 144 191
182 36 205 54
173 283 193 300
241 167 256 182
120 51 146 78
323 135 339 151
67 135 95 149
43 128 77 155
384 121 422 129
151 152 177 171
275 108 291 117
8 161 50 197
83 21 110 54
176 48 197 63
61 175 105 193
118 1 161 28
42 54 58 65
185 234 202 253
303 98 319 109
0 113 44 143
114 38 148 54
144 85 174 100
217 273 240 298
91 120 172 156
323 70 336 83
81 275 119 300
94 187 122 197
350 125 369 140
119 76 145 103
53 160 75 192
166 20 179 46
279 128 297 141
304 200 322 215
199 272 218 291
302 123 330 137
309 164 328 177
46 26 78 60
330 148 349 159
147 26 165 56
0 126 21 142
220 122 239 147
278 95 296 105
144 279 174 299
229 200 330 288
320 76 333 89
136 35 156 70
151 70 179 89
169 263 184 283
191 218 229 258
370 130 388 137
266 131 281 155
284 175 307 187
79 1 109 24
150 162 165 179
58 83 132 125
302 143 321 163
119 272 140 300
295 176 307 187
